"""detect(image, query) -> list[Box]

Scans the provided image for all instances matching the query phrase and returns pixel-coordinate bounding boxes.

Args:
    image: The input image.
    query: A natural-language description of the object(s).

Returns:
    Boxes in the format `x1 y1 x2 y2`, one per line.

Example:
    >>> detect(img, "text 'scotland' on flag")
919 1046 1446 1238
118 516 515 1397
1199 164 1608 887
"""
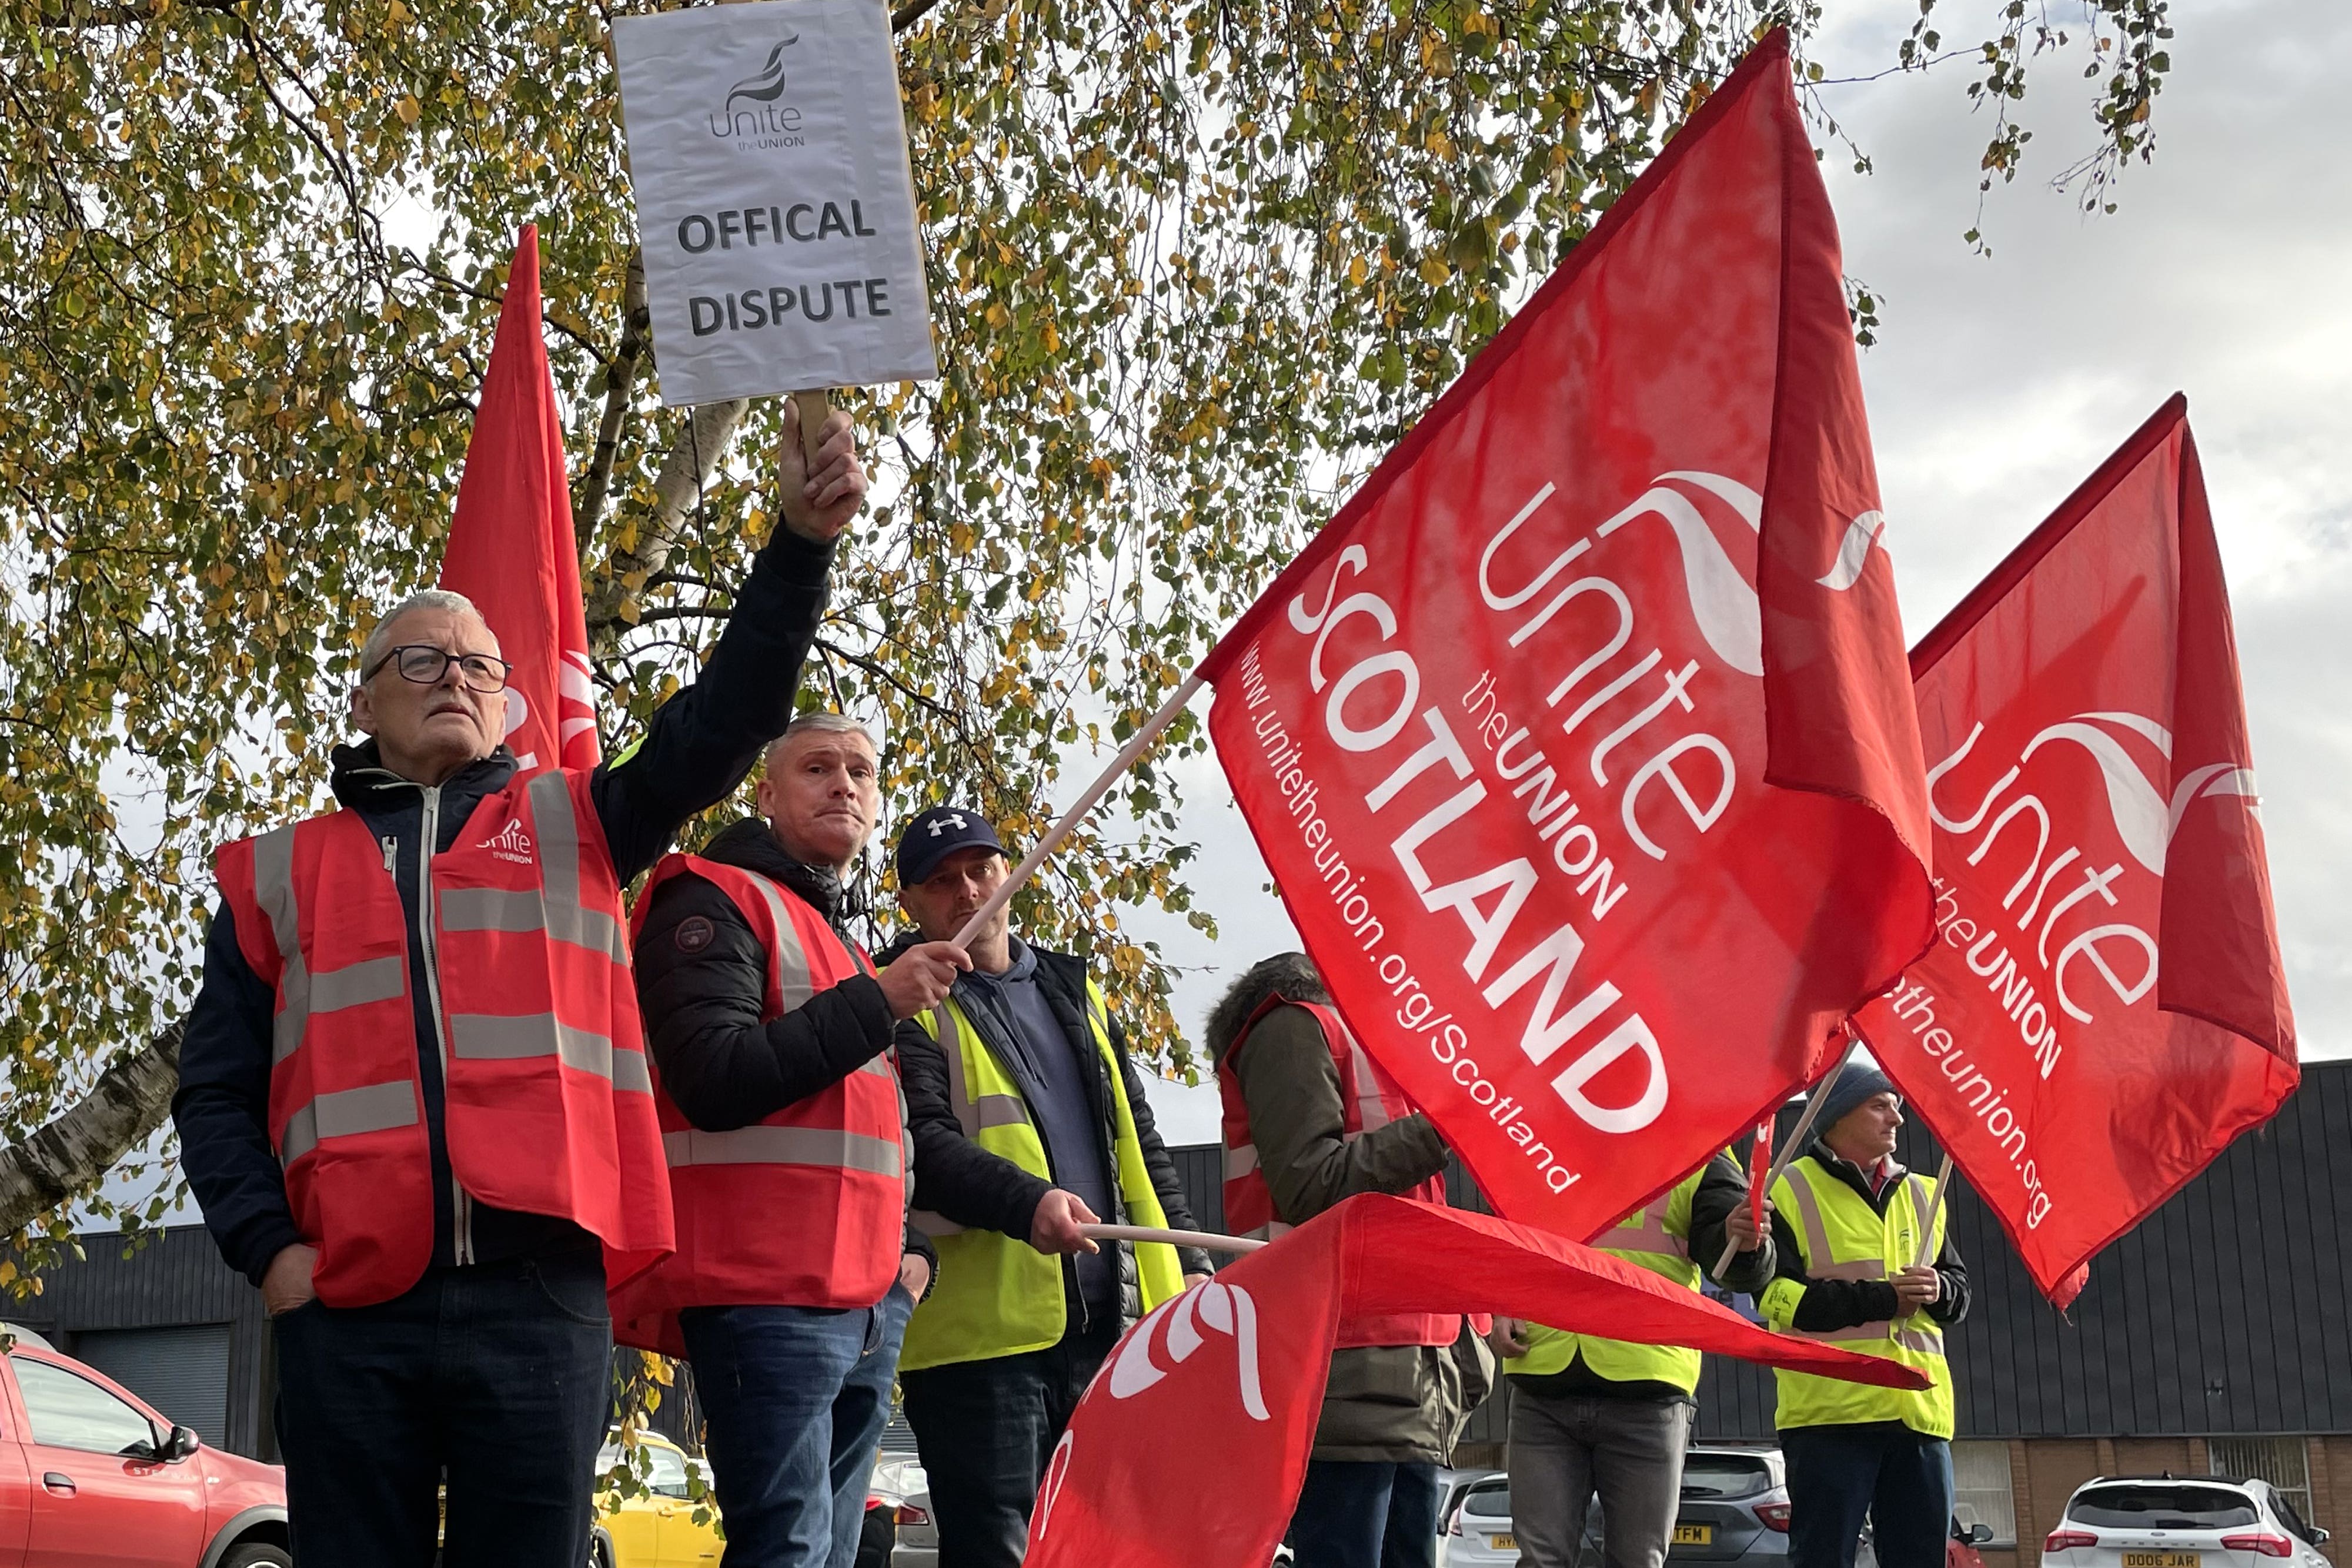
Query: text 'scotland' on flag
1196 31 1933 1240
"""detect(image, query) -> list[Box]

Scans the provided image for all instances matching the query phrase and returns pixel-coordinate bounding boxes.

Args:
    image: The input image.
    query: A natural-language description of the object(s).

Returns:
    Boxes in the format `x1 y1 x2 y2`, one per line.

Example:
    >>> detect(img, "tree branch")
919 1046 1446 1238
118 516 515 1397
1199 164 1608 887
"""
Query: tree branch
584 398 751 647
890 0 946 33
0 1019 182 1236
574 249 650 547
629 604 729 627
35 0 237 26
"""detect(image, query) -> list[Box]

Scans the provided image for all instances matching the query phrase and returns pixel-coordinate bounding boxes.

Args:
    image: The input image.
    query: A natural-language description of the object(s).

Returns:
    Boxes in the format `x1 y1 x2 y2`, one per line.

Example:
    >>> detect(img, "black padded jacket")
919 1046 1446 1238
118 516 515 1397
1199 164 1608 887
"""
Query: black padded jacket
630 815 934 1287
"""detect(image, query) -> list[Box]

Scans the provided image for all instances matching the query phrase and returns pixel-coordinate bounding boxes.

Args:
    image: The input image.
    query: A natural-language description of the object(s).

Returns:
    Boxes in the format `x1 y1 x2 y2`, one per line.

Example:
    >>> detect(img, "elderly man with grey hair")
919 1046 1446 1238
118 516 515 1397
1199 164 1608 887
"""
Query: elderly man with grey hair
173 404 867 1568
620 711 969 1568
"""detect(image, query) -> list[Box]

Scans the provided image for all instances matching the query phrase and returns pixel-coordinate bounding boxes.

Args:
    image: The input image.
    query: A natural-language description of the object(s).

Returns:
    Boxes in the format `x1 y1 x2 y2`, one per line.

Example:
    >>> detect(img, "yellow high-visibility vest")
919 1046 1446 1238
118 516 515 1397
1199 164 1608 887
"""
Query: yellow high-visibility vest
1758 1155 1955 1438
1504 1166 1708 1393
900 979 1183 1371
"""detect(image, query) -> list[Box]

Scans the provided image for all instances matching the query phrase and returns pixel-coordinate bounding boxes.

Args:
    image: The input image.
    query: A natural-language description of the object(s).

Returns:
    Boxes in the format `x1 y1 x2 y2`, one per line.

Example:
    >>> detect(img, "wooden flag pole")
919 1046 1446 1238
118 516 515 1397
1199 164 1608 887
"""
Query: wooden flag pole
792 387 831 469
948 673 1207 951
1710 1043 1852 1278
1080 1222 1267 1257
1912 1152 1956 1271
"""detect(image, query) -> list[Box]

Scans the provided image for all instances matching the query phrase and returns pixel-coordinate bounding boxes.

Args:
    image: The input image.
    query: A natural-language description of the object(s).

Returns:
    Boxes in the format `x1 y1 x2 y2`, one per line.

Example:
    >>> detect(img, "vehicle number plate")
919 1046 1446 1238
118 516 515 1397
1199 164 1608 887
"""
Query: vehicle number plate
1675 1525 1715 1546
1490 1536 1517 1551
2122 1553 2199 1566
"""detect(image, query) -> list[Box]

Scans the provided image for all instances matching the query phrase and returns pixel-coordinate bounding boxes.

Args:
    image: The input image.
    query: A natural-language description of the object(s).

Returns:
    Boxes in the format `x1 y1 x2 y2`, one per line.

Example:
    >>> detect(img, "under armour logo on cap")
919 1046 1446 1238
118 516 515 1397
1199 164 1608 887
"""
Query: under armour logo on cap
896 804 1005 887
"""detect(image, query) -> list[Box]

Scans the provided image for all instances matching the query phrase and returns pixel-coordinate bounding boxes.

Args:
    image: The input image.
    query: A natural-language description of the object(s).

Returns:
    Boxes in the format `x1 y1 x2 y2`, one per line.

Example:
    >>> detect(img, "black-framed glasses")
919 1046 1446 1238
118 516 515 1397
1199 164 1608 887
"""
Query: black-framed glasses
365 644 513 694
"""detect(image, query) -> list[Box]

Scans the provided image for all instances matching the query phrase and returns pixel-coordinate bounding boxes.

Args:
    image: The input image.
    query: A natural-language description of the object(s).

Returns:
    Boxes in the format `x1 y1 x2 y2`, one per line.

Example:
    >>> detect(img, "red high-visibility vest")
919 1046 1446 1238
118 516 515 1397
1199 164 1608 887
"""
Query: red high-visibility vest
214 768 673 1309
610 854 911 1356
1218 996 1459 1349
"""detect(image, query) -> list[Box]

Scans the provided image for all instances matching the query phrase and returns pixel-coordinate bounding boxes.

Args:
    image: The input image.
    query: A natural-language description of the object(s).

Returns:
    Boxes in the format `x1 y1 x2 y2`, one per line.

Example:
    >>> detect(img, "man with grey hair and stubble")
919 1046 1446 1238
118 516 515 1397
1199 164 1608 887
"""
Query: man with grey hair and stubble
619 713 970 1567
174 403 867 1568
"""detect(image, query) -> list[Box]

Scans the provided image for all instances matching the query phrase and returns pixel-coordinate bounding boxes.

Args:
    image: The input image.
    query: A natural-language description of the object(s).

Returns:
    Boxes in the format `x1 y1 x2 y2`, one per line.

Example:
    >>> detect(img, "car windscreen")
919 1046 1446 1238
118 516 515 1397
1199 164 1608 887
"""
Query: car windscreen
2070 1486 2259 1530
1462 1485 1512 1518
1682 1454 1773 1500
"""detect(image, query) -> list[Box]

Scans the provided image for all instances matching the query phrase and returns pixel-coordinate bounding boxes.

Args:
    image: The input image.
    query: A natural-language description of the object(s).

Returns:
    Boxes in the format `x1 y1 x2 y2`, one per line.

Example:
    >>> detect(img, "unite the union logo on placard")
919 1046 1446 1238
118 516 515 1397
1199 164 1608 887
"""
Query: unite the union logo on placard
708 36 806 147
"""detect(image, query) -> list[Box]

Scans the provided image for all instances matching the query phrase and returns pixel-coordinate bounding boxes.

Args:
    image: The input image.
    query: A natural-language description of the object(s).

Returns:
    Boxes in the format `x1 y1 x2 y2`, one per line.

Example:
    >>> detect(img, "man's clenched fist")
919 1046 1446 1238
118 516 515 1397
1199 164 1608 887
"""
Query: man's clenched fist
876 941 971 1020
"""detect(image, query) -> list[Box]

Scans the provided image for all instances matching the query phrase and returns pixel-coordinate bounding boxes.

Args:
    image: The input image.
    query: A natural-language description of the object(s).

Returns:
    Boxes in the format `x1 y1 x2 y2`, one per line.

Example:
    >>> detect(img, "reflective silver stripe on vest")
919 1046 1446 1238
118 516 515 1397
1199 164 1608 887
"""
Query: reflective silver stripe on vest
1598 1207 1689 1259
1345 1038 1394 1133
278 1079 420 1168
309 955 405 1016
252 825 312 1065
524 773 627 963
1240 1220 1292 1242
738 872 814 1014
612 1047 654 1095
931 1005 1032 1135
448 1013 620 1083
1225 1144 1260 1181
1909 1175 1937 1238
911 1209 965 1238
663 1126 904 1177
251 826 409 1065
439 887 548 932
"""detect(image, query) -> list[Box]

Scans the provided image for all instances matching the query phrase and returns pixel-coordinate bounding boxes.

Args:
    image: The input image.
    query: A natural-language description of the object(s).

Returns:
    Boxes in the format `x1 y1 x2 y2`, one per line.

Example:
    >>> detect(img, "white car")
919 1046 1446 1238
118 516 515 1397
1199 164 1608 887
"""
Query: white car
1439 1476 1529 1568
2043 1476 2331 1568
881 1456 936 1568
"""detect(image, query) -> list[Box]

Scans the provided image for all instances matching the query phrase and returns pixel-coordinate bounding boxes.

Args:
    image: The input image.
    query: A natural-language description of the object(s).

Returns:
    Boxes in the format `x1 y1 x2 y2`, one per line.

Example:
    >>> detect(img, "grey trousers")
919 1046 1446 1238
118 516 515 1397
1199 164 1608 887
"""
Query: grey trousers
1505 1386 1696 1568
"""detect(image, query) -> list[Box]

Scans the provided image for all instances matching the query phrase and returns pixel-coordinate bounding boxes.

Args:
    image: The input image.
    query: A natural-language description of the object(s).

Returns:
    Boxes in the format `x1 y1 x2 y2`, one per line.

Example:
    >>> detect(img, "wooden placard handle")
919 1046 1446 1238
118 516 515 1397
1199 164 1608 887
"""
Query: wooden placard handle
793 387 831 470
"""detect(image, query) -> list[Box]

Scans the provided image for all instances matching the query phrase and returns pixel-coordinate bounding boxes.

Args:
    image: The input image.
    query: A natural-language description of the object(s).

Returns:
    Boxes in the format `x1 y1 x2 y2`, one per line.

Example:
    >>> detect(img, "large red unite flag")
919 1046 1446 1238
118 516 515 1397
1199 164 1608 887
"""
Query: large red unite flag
1023 1198 1924 1568
439 225 603 774
1197 32 1932 1236
1855 396 2297 1305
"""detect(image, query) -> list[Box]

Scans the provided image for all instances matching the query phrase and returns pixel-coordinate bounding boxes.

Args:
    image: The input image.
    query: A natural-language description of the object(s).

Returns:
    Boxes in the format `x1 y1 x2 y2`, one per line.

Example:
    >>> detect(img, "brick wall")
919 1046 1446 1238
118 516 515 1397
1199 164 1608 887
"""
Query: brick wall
2311 1435 2352 1563
2015 1438 2103 1568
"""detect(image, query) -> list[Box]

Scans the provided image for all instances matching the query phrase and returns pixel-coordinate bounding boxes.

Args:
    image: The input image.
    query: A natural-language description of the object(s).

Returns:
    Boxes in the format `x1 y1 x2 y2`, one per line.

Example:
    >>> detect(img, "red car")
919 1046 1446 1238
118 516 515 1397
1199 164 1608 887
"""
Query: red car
0 1326 288 1567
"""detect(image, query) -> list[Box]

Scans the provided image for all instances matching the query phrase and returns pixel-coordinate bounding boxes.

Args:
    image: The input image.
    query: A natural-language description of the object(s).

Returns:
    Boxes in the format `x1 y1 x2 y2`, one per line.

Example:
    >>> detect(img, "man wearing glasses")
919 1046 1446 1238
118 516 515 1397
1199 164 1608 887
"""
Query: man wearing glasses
172 406 867 1568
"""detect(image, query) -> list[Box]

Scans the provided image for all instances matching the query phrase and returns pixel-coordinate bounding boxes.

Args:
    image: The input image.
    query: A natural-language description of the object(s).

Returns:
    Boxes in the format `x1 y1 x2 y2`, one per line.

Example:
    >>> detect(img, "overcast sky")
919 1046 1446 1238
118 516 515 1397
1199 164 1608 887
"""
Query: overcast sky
1136 0 2352 1142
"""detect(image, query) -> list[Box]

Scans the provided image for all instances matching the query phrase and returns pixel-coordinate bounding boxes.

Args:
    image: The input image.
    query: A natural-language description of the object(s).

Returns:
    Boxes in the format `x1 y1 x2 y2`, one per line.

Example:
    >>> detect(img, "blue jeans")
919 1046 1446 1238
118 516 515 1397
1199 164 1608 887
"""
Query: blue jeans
1782 1422 1953 1568
1289 1459 1441 1568
270 1249 613 1568
681 1285 914 1568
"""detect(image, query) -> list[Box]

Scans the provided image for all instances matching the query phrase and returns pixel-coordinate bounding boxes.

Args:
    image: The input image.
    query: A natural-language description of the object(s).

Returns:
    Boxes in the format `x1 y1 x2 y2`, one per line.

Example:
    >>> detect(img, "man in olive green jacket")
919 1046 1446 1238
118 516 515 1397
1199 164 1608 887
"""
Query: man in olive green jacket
1208 954 1491 1568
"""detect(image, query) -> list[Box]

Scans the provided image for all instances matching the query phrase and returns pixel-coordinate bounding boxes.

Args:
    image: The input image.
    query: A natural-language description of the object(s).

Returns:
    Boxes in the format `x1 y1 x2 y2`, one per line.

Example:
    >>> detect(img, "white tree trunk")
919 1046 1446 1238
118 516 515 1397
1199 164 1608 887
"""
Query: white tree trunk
0 1021 183 1236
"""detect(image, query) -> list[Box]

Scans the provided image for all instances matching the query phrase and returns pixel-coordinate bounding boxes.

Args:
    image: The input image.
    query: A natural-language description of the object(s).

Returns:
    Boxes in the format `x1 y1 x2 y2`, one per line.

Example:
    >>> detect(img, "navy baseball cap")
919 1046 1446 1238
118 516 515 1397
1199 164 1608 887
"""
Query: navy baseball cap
896 804 1007 885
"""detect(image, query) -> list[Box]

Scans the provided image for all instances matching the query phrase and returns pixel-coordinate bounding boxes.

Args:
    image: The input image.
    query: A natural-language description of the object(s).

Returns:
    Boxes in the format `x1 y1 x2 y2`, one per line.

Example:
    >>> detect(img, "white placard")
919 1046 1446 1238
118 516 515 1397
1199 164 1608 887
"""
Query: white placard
612 0 938 405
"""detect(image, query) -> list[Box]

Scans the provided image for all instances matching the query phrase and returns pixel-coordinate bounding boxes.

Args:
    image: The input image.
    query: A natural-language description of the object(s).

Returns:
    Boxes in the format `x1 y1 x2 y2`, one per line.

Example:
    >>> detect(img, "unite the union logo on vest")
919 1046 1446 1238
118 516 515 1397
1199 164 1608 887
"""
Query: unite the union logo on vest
477 819 535 867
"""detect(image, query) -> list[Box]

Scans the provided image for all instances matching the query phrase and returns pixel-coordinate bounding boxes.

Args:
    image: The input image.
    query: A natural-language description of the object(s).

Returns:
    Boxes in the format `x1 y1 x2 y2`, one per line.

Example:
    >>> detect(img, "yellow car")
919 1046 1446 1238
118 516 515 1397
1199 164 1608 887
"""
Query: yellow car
592 1432 723 1568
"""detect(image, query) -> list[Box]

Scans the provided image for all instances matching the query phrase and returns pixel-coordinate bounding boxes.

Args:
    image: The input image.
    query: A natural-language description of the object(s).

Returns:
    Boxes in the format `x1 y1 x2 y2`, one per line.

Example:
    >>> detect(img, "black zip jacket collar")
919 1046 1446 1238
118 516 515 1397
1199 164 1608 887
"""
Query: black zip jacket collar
1802 1141 1910 1218
697 816 859 943
329 738 518 815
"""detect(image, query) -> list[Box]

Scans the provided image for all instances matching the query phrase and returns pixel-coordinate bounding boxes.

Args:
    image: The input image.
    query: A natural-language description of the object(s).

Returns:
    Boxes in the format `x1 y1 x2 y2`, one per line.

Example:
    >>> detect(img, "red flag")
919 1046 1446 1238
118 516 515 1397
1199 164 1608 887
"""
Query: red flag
439 225 602 774
1024 1196 1924 1568
1195 31 1930 1239
1853 396 2296 1306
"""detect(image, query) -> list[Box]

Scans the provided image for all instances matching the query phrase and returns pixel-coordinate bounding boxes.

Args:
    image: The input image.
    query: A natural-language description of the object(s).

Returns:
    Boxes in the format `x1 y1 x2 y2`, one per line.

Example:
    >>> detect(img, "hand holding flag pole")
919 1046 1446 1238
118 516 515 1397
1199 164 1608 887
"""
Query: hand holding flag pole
1710 1040 1852 1278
